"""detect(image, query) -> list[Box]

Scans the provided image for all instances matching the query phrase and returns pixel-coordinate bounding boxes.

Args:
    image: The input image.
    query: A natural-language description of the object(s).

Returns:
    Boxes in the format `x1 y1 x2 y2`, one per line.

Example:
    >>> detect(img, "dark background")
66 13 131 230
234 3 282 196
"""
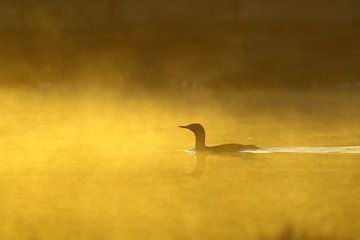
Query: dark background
1 0 359 91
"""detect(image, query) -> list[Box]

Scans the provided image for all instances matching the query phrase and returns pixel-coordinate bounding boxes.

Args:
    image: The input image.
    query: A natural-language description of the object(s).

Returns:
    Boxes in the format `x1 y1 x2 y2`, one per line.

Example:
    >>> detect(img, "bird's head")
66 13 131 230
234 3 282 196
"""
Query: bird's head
179 123 205 134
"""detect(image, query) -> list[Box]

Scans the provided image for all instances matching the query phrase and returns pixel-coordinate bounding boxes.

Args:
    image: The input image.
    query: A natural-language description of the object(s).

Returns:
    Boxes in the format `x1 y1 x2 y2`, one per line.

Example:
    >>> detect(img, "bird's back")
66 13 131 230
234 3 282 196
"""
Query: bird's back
207 143 260 153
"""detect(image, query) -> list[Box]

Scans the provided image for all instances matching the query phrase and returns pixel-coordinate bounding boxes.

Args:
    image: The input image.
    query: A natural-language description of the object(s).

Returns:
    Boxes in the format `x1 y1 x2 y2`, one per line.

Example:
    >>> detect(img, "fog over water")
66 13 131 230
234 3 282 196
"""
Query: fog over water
1 1 360 239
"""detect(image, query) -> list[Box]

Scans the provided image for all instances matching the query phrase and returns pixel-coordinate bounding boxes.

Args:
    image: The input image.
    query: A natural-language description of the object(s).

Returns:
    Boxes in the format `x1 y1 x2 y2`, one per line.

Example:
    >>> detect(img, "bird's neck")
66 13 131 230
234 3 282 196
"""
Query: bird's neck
195 132 206 151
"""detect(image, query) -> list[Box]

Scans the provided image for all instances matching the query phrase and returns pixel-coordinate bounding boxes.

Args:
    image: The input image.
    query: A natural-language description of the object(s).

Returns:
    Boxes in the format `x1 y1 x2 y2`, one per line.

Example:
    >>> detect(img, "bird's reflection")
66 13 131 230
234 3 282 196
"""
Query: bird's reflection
185 151 263 179
187 152 206 179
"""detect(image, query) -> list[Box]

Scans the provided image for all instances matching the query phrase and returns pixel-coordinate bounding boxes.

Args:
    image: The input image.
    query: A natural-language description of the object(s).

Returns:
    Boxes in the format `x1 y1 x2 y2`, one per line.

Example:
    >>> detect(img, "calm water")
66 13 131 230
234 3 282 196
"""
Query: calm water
1 149 359 240
1 89 359 239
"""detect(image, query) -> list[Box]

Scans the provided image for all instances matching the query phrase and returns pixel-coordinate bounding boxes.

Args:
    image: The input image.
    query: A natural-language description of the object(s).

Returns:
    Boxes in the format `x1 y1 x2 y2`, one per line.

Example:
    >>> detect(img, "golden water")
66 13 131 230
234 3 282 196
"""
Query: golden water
0 88 359 239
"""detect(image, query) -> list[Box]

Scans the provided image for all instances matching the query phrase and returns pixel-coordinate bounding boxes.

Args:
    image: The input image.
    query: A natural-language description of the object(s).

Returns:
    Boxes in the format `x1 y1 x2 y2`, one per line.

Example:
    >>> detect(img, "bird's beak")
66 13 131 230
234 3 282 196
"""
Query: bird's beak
179 125 188 129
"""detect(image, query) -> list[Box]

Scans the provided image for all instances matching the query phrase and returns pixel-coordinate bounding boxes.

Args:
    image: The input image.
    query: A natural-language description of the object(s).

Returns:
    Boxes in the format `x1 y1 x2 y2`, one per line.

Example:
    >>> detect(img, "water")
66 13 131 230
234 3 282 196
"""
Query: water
241 146 360 154
0 89 360 239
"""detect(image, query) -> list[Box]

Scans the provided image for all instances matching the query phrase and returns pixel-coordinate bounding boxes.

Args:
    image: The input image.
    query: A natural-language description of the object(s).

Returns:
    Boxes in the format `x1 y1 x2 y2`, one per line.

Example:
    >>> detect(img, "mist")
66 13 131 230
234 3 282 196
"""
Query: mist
1 1 360 240
1 0 360 92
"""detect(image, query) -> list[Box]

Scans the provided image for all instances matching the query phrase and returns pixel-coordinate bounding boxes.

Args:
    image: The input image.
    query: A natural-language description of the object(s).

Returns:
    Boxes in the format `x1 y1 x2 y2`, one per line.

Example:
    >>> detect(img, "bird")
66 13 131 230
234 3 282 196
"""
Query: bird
179 123 260 153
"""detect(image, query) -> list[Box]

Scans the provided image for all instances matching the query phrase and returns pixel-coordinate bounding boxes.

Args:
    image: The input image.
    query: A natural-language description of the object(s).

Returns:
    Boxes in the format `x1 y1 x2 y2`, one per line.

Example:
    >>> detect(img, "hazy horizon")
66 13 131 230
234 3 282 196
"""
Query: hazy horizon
1 0 360 92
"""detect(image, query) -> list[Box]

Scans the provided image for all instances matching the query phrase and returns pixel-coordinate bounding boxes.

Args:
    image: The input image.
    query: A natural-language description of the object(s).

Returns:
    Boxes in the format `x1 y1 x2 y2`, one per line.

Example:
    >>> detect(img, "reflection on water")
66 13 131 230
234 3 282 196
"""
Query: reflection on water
181 149 360 240
1 146 359 239
1 89 360 239
187 152 206 179
186 145 360 180
183 150 360 240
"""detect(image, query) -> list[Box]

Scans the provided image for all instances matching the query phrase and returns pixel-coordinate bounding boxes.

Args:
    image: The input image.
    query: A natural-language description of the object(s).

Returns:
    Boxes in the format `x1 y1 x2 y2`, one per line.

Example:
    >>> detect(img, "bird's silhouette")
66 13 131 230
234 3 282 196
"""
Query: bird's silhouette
179 123 260 153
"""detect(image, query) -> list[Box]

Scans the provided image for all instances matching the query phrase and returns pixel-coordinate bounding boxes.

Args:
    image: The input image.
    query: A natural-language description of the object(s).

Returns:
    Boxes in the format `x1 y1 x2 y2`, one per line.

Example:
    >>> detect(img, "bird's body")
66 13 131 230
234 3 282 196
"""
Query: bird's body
206 143 259 153
179 123 260 153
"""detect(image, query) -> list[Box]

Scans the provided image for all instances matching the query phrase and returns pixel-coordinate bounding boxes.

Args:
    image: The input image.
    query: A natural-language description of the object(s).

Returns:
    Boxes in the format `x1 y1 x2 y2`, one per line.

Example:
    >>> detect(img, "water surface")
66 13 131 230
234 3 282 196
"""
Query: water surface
0 89 359 240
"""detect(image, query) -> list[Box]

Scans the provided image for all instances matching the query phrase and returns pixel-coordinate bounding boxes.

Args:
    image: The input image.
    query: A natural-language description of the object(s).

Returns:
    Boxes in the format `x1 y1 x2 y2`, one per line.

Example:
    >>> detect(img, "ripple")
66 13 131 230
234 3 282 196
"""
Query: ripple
240 146 360 154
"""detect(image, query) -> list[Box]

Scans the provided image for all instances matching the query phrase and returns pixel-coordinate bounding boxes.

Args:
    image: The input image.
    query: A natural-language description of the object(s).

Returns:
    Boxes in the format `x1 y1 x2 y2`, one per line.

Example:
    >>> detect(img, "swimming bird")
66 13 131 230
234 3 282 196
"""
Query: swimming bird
179 123 260 153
